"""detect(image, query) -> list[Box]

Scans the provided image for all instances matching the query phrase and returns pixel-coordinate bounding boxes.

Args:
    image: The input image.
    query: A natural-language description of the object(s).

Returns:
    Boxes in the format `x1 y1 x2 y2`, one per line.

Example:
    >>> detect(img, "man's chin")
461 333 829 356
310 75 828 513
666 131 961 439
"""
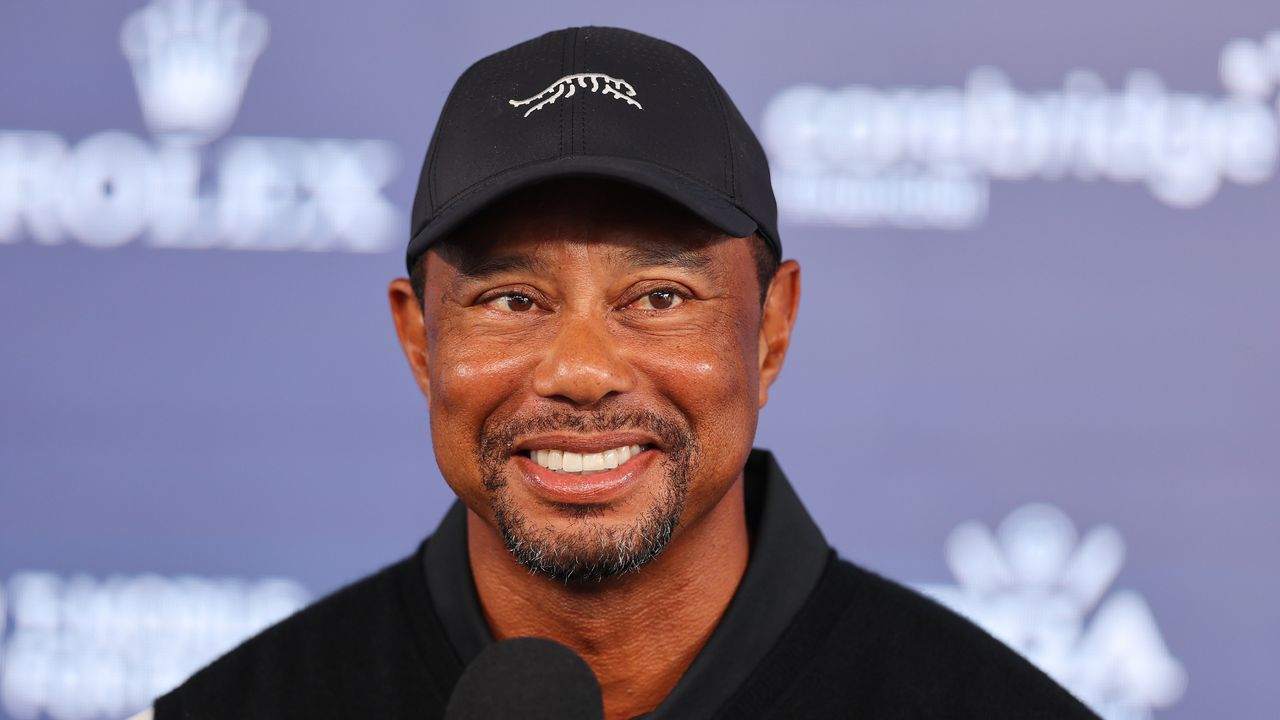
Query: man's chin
490 487 684 583
474 414 699 581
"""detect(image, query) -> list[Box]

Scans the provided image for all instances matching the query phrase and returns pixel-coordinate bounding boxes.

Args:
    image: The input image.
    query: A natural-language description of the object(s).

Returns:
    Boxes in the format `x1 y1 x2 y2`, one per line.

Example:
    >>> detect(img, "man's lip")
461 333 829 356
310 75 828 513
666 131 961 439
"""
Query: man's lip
514 450 656 504
512 433 662 454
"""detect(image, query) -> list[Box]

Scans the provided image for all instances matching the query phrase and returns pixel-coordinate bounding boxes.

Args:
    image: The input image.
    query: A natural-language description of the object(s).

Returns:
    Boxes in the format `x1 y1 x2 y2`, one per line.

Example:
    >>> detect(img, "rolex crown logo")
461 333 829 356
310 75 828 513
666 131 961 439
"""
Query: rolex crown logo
120 0 269 145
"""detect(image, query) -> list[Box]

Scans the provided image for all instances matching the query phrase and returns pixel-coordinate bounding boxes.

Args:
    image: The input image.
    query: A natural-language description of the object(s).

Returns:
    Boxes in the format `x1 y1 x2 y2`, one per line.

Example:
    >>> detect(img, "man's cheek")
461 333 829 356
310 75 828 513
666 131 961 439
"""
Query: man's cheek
432 345 533 411
677 348 758 435
670 343 752 396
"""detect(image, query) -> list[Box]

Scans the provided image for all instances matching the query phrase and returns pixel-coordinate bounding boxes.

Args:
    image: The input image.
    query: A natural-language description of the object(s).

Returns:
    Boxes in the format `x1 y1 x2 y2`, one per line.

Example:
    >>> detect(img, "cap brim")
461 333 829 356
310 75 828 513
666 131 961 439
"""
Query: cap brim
405 155 762 272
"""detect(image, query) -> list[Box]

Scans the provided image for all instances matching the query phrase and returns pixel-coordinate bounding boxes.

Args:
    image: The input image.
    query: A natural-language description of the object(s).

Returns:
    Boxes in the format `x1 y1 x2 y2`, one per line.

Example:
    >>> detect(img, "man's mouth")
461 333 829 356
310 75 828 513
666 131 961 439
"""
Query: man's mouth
522 445 652 475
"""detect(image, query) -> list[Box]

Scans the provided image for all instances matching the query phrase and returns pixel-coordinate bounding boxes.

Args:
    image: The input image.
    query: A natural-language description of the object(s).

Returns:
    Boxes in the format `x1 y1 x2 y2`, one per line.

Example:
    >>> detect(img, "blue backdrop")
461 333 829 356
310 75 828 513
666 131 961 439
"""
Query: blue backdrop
2 2 1278 718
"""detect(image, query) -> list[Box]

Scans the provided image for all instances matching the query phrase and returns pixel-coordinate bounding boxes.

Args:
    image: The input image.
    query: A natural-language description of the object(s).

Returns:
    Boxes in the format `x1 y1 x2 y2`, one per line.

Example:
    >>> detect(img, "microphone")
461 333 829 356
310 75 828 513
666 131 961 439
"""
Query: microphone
445 637 604 719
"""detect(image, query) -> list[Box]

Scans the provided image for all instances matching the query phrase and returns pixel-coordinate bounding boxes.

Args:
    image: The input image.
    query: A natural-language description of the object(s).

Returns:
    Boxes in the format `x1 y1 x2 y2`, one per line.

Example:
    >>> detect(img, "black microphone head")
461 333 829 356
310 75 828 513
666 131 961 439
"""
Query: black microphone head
445 637 604 720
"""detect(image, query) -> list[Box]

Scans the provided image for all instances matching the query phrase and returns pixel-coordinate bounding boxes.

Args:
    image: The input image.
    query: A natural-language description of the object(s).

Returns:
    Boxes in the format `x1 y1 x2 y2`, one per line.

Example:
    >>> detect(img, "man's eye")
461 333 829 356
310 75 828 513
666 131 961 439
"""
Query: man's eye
633 290 683 311
492 293 535 312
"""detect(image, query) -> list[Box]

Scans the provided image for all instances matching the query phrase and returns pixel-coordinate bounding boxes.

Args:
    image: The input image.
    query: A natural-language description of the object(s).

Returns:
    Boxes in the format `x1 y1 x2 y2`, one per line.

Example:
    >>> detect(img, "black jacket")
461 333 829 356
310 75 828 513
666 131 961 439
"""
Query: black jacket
156 452 1097 719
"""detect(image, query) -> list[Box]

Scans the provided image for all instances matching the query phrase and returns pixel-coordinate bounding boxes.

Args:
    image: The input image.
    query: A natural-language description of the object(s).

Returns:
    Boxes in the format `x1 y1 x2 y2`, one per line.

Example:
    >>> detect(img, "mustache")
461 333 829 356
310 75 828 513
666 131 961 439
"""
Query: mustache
478 408 694 462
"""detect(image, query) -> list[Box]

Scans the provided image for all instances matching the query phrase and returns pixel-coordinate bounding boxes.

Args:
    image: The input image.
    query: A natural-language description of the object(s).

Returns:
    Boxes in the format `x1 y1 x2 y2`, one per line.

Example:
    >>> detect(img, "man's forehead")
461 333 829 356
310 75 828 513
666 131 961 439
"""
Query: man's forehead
431 179 737 278
437 239 724 283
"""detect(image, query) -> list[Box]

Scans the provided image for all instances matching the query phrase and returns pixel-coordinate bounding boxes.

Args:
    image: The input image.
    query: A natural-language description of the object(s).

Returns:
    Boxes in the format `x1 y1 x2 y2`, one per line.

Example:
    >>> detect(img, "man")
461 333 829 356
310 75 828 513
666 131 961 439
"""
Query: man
146 26 1097 719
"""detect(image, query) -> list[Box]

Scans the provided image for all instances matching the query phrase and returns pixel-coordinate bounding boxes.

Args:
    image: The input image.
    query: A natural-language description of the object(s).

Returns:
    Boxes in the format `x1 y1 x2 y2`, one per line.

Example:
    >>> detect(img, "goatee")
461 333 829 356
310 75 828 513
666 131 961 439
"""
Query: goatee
476 408 697 582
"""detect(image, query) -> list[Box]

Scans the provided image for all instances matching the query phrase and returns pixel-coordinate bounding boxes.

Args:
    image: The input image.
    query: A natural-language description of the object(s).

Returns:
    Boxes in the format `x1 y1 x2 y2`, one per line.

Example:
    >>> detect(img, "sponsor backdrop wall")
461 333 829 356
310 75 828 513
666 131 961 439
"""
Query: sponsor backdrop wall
2 1 1277 718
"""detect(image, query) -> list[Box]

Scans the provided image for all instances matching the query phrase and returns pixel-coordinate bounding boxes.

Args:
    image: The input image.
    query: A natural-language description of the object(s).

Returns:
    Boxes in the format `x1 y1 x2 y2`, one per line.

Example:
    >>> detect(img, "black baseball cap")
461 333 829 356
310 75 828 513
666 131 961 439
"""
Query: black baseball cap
406 26 780 273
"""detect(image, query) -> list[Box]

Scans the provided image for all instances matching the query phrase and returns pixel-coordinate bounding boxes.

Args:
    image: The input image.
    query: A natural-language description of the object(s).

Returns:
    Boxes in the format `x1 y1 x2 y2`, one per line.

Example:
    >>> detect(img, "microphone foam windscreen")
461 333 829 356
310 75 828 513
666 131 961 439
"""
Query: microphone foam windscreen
445 636 604 720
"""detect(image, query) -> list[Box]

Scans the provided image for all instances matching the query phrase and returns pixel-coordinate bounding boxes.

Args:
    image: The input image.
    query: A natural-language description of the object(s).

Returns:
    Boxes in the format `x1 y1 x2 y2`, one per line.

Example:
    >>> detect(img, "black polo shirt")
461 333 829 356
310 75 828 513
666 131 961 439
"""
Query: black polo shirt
155 449 1099 719
424 448 830 718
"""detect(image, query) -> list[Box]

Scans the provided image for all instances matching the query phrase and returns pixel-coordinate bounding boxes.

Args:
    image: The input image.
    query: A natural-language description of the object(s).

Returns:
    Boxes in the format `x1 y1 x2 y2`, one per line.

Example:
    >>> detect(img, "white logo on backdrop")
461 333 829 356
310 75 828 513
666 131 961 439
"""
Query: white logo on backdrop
509 73 644 117
918 504 1187 720
765 31 1280 229
0 571 310 720
121 0 269 145
0 0 399 252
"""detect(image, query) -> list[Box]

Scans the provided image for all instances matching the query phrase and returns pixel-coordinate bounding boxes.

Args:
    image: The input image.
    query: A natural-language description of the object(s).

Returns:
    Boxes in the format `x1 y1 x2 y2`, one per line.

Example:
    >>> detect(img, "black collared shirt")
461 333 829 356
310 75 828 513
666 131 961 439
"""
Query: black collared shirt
423 448 831 718
155 448 1099 719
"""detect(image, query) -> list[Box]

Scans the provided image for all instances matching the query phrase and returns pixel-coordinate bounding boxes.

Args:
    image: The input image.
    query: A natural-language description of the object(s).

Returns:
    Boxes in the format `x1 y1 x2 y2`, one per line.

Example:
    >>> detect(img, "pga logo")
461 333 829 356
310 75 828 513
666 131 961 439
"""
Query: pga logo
0 0 400 253
920 503 1187 720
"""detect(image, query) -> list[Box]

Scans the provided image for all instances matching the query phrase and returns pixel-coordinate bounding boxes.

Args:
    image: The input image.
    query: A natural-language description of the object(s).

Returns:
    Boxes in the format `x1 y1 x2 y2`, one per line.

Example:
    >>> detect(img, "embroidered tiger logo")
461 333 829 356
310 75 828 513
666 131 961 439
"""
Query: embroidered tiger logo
509 73 643 117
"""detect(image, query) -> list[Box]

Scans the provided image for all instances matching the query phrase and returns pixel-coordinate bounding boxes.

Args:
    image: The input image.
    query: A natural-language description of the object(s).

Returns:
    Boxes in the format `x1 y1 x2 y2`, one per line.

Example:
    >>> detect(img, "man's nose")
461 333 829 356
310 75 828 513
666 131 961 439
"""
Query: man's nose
532 312 637 406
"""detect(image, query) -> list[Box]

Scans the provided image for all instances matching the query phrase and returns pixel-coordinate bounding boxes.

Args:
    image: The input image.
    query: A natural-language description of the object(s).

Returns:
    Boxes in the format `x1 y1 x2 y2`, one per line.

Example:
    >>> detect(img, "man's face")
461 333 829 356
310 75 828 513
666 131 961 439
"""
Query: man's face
392 181 789 581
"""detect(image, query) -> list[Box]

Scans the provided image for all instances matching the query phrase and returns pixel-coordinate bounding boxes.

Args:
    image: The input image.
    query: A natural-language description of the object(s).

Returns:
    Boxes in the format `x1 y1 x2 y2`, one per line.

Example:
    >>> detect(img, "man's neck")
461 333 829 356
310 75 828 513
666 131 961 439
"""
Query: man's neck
466 477 749 720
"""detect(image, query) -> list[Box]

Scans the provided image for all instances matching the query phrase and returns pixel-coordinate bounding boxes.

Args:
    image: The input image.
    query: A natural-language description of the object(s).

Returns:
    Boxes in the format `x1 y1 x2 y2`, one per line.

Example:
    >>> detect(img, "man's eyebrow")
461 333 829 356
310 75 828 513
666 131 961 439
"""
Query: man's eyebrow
451 245 718 281
620 245 717 274
452 252 552 280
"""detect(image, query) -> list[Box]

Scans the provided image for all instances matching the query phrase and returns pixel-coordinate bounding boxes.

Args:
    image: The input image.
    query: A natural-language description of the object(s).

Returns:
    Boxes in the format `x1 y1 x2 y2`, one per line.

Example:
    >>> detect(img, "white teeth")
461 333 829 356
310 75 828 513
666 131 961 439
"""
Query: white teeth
562 451 583 472
529 444 646 474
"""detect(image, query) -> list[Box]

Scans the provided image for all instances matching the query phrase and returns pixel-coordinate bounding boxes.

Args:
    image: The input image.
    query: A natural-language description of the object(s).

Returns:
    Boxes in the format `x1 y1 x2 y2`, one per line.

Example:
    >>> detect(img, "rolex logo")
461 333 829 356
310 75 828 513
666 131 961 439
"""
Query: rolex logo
0 0 401 254
120 0 269 145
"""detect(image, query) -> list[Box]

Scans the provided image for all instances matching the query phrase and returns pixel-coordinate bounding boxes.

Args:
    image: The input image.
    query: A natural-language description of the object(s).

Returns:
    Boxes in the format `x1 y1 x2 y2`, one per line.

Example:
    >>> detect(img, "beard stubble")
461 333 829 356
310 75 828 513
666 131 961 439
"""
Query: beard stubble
475 407 698 583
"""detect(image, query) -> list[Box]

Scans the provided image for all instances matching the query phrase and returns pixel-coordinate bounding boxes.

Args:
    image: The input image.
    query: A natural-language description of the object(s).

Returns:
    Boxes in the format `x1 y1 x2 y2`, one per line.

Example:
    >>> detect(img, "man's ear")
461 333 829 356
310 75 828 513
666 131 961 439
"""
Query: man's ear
757 259 801 409
388 277 432 400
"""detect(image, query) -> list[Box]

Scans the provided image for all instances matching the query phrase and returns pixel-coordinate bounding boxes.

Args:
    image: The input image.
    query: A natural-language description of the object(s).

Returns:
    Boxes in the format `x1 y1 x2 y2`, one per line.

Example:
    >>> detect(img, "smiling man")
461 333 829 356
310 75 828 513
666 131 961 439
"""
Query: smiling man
148 26 1097 720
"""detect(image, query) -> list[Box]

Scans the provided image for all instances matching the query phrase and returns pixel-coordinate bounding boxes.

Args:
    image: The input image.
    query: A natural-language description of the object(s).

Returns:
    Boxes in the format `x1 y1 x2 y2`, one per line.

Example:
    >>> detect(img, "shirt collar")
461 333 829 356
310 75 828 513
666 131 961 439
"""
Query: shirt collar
422 448 831 717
